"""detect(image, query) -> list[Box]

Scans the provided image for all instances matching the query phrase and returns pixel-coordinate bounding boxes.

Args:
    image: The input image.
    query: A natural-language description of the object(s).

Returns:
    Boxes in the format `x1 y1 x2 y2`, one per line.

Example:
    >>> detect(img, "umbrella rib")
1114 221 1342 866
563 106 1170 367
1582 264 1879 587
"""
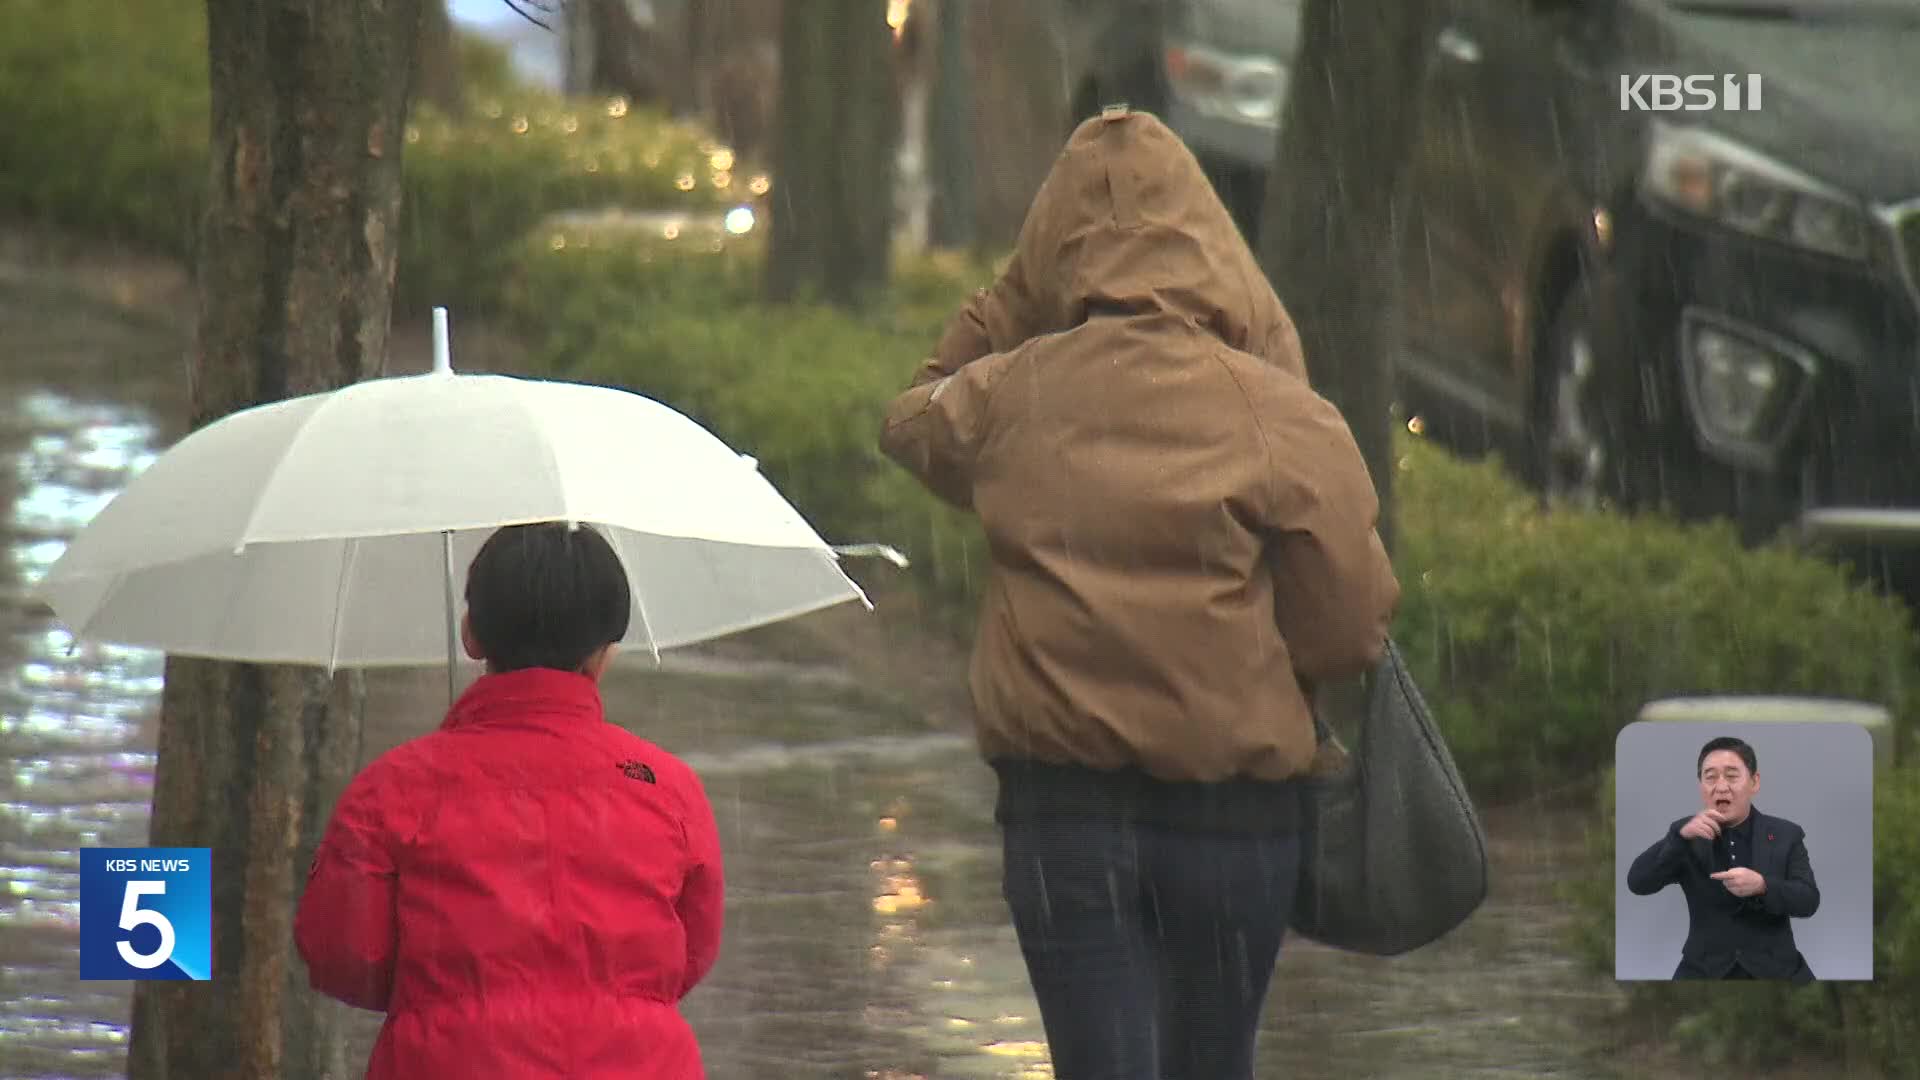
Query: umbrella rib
71 571 133 647
519 385 573 524
607 529 661 664
325 537 359 676
233 391 336 550
633 583 662 665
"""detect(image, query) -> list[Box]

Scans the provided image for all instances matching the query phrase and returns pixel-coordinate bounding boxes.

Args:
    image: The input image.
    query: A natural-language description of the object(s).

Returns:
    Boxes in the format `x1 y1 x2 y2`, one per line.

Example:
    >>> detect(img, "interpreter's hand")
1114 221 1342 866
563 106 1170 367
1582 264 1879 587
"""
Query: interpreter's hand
1679 810 1728 842
1712 868 1768 898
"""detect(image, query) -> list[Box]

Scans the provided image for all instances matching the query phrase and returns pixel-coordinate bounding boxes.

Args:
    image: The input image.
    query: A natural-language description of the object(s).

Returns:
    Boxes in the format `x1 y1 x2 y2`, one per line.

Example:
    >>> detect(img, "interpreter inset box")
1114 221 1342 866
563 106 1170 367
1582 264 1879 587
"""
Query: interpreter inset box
1615 717 1872 982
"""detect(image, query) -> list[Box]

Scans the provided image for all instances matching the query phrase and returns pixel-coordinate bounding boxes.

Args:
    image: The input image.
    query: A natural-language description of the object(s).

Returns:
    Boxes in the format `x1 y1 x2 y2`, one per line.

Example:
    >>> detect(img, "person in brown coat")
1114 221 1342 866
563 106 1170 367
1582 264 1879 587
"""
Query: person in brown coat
877 107 1400 1079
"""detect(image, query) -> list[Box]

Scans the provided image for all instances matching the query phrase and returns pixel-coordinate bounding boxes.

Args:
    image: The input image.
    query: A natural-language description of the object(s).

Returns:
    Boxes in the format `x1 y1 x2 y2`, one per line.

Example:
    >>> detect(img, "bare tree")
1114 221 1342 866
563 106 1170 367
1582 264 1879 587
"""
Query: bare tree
564 0 682 109
125 1 424 1076
685 0 713 117
764 0 902 306
416 0 464 114
927 0 975 250
1256 0 1438 554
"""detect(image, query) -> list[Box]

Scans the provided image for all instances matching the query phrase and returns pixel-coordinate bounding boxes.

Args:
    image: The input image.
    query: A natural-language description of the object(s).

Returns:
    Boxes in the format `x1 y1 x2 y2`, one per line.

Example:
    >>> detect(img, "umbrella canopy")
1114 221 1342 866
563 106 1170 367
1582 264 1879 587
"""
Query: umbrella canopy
36 312 876 673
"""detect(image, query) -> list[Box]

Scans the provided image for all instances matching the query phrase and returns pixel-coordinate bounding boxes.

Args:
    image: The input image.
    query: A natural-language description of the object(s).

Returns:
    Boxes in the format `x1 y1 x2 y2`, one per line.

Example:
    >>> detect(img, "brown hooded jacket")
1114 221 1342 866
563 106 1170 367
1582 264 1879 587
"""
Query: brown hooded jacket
879 108 1399 786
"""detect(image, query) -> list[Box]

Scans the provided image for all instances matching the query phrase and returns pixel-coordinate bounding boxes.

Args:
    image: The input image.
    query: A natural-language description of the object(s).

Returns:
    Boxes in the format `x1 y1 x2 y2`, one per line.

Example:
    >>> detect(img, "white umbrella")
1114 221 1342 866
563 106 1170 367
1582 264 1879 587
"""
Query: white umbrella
36 309 904 699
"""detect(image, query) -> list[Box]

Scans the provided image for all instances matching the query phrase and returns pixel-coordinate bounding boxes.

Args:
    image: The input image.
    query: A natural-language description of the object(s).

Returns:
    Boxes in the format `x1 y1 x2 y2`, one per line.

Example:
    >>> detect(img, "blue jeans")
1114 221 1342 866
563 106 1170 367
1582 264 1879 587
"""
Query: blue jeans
1000 818 1301 1080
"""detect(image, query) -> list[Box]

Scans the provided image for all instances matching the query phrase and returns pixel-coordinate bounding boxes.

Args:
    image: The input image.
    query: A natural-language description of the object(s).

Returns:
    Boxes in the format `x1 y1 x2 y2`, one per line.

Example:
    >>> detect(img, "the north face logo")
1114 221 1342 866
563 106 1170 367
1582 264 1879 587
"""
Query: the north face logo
618 760 656 784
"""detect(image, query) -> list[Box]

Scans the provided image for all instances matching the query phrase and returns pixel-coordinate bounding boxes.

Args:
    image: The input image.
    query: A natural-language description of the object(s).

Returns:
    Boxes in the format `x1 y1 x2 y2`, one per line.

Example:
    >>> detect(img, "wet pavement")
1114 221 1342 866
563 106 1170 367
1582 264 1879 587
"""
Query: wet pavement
0 237 1649 1079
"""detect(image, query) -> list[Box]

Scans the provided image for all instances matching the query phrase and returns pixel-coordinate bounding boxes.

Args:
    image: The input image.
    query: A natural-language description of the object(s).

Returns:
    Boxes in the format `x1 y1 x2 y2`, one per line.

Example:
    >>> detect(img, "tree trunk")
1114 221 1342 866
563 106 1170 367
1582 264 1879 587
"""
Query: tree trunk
895 6 932 252
415 0 463 115
564 0 596 96
764 0 901 307
1255 0 1437 555
927 0 975 251
125 1 424 1077
680 0 714 118
568 0 674 107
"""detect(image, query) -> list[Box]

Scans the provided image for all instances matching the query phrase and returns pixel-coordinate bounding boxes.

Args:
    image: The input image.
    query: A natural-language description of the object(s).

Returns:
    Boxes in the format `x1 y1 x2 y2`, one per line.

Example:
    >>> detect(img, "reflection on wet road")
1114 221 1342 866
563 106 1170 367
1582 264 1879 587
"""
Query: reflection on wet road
2 387 168 1075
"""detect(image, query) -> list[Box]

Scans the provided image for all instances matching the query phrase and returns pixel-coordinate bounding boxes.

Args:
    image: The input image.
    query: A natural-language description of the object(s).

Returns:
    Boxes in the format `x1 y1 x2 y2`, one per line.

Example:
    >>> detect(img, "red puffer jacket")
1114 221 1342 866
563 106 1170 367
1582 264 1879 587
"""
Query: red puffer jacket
294 667 725 1079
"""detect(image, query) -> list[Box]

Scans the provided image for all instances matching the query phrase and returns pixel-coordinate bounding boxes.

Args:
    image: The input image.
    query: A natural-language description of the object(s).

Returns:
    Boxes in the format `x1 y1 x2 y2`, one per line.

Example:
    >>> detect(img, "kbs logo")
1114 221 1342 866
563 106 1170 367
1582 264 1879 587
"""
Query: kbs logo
79 848 212 980
1620 74 1763 112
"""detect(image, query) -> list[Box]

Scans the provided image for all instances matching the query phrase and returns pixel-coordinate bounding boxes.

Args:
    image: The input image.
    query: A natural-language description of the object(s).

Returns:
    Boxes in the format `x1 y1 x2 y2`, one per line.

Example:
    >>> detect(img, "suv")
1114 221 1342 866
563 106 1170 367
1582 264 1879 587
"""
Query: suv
1393 0 1920 589
1059 0 1301 237
1066 0 1920 590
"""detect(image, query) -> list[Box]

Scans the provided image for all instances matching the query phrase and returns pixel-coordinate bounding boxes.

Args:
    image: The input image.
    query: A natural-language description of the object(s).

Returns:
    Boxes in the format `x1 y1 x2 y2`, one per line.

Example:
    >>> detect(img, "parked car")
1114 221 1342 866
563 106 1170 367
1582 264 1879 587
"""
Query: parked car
1065 0 1920 592
1395 0 1920 590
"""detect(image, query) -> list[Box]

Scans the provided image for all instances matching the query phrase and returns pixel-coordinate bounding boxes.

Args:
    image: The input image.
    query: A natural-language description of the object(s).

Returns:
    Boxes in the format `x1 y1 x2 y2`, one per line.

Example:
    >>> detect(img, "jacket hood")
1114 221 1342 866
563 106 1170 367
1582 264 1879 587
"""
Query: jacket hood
989 107 1306 378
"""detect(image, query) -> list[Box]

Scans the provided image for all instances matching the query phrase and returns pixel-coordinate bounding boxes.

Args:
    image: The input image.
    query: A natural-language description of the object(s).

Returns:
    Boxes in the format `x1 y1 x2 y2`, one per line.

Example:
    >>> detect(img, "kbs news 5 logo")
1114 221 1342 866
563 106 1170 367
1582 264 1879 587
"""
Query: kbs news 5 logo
79 848 212 980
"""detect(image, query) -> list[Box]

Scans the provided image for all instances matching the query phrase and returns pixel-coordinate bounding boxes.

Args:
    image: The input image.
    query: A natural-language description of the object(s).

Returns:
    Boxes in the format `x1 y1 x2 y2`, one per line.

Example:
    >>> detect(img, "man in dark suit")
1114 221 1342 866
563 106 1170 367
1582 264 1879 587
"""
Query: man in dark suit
1627 736 1820 983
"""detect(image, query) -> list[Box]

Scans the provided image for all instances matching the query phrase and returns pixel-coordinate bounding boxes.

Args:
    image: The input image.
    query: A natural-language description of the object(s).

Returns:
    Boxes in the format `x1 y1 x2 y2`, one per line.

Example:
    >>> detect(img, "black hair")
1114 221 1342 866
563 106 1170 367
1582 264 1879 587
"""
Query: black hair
1697 736 1758 777
464 521 631 673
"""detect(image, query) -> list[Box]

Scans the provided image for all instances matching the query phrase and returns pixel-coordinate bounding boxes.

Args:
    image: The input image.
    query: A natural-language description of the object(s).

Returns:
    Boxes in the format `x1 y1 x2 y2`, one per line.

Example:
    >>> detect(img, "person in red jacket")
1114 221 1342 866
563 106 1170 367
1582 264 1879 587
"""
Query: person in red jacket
294 521 725 1079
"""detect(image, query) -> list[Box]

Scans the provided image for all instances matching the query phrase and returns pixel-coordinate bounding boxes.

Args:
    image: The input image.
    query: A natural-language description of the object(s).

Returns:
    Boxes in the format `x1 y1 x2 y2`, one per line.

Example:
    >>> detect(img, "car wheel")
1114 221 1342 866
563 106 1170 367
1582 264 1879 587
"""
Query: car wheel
1533 287 1630 511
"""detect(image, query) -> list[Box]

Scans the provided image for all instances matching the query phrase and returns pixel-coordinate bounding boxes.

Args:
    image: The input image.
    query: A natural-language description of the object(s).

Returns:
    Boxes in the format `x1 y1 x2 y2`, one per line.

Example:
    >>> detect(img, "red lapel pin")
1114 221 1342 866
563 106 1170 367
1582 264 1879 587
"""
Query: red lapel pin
1768 834 1775 841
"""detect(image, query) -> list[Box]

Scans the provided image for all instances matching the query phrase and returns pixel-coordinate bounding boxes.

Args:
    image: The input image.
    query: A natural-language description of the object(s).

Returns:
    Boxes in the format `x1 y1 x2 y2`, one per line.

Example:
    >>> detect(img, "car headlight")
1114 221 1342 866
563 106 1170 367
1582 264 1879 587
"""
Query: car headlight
1693 329 1782 436
1643 122 1871 261
1680 310 1815 452
1163 42 1287 126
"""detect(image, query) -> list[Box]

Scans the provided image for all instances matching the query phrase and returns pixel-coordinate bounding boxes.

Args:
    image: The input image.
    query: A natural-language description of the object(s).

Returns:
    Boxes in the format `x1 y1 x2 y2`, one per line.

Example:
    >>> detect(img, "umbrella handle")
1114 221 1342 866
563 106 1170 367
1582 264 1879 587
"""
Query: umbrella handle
443 529 458 706
437 308 457 705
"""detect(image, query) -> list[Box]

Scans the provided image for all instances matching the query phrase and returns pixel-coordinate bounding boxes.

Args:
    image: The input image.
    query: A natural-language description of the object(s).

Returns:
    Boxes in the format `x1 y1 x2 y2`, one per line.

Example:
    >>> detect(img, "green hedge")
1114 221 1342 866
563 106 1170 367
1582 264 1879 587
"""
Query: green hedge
0 0 741 314
1571 764 1920 1074
1393 445 1914 798
0 0 210 255
395 90 740 313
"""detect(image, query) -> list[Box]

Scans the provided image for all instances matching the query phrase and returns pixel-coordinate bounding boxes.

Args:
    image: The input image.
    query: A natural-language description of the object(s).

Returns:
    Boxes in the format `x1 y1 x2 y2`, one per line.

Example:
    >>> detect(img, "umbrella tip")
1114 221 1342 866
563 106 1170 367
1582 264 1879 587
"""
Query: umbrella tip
432 307 452 375
832 543 911 569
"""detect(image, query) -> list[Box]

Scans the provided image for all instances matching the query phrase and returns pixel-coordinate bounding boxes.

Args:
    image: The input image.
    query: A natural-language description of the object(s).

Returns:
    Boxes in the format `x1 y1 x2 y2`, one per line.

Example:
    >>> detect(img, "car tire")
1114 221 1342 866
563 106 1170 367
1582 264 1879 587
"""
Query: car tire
1531 285 1637 512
